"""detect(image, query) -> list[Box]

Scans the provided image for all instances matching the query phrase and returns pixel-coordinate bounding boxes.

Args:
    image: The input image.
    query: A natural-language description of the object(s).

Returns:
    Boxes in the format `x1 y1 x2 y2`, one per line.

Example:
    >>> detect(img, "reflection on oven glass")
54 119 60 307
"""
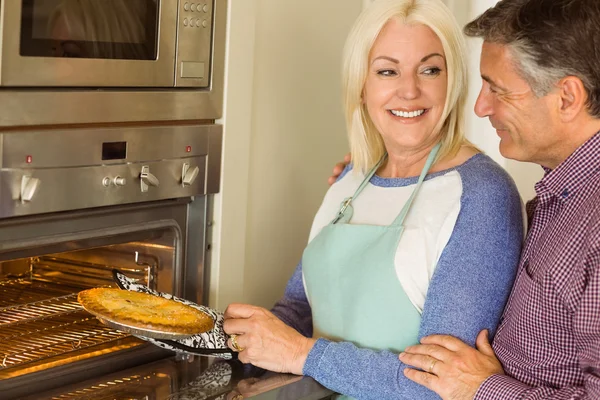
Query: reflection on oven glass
41 371 172 400
21 0 158 60
167 361 238 400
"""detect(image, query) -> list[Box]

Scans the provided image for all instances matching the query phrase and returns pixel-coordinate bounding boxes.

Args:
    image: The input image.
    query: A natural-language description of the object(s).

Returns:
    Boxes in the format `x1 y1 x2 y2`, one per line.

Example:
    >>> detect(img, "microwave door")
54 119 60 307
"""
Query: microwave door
0 0 178 87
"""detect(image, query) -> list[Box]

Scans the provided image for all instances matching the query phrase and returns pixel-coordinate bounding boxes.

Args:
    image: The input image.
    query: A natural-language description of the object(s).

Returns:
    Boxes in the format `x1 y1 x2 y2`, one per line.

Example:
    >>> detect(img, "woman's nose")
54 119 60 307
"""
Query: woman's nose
396 74 420 100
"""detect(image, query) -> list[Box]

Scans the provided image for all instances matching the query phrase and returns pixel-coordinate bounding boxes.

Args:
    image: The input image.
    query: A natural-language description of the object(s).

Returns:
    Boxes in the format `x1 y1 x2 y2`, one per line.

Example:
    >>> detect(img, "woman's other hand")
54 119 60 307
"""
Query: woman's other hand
223 303 316 375
328 153 352 186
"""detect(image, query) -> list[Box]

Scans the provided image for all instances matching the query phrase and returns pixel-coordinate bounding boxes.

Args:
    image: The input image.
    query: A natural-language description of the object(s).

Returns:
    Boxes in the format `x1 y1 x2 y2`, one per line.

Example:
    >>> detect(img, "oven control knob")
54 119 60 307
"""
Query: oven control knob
140 166 159 192
182 163 200 187
113 176 126 186
21 175 40 203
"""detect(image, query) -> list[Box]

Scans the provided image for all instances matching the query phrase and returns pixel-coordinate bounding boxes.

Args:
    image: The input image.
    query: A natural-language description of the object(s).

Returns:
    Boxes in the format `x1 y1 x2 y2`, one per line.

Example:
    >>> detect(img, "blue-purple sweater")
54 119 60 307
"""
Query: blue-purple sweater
271 154 523 399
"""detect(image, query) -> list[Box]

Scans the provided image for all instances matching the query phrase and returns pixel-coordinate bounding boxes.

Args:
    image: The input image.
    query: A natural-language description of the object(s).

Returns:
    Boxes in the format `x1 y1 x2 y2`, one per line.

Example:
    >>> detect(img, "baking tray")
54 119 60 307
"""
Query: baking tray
79 292 214 340
89 312 202 340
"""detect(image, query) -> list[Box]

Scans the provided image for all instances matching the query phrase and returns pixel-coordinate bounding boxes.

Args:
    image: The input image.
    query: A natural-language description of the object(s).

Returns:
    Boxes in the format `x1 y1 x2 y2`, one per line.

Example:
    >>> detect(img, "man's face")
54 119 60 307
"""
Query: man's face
474 42 561 167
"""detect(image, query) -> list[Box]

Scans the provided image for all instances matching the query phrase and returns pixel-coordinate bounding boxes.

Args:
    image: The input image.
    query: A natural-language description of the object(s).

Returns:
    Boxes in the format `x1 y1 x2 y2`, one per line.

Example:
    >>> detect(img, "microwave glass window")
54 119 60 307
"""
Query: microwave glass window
20 0 159 60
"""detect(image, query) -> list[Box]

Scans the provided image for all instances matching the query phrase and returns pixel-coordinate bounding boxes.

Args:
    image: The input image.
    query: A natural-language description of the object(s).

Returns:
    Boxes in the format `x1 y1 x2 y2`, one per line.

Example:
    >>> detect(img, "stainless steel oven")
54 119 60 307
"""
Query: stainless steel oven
0 1 231 397
0 124 222 398
0 0 227 126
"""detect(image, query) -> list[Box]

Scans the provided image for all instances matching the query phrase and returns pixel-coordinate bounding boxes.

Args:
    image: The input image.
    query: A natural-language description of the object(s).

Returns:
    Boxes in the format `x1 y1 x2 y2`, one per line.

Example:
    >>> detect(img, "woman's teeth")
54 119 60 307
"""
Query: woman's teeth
390 109 426 118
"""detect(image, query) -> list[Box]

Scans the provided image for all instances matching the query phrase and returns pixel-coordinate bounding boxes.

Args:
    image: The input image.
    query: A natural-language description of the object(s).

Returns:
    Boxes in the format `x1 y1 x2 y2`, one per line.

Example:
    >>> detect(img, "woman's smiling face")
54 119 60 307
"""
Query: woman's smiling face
363 20 448 152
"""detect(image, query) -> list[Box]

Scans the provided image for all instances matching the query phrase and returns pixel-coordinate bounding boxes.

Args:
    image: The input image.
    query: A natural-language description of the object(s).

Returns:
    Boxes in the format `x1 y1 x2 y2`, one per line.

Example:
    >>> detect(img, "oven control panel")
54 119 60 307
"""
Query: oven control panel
0 124 222 218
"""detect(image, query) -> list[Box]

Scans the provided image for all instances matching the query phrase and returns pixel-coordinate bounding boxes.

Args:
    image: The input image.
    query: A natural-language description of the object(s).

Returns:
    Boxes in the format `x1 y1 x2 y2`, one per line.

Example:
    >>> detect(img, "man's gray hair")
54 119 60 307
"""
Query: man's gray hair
464 0 600 117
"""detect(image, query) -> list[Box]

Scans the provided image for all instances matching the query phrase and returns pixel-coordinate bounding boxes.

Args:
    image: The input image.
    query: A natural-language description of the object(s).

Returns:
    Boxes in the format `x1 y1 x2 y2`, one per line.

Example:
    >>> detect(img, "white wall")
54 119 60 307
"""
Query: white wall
210 0 362 310
208 0 257 310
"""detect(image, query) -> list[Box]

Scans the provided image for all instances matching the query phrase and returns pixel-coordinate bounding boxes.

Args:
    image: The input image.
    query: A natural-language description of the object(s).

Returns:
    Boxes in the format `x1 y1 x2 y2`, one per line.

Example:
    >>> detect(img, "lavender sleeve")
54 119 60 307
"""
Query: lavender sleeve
271 260 313 338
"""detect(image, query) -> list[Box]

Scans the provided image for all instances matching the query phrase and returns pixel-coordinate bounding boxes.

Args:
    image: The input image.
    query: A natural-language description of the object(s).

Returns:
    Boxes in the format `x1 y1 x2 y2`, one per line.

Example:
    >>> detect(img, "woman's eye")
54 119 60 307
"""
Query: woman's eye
376 69 397 77
422 67 442 76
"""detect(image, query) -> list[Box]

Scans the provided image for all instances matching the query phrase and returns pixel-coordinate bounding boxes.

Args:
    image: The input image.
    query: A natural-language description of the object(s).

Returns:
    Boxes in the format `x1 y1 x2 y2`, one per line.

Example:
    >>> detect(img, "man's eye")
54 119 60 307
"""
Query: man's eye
483 81 498 94
422 67 442 76
377 69 397 77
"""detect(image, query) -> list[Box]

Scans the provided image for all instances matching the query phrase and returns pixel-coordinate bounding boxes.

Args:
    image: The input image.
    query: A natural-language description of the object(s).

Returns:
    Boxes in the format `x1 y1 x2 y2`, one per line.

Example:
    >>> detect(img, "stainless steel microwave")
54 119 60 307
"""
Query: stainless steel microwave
0 0 227 126
1 0 218 87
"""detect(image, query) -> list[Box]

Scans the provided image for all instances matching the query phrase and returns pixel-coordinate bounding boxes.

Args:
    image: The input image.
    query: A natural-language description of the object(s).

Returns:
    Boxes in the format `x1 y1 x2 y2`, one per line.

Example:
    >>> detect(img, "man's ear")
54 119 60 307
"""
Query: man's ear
557 76 587 122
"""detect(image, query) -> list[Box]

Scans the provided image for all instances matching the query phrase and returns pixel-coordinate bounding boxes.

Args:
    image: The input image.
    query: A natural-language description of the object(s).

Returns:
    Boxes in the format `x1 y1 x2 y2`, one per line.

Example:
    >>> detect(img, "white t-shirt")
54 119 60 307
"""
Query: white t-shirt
305 167 462 313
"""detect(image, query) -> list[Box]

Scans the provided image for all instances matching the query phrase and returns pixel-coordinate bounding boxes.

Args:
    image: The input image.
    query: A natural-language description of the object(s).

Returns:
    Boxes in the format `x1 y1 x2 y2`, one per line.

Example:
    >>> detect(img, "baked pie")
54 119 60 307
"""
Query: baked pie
78 288 214 336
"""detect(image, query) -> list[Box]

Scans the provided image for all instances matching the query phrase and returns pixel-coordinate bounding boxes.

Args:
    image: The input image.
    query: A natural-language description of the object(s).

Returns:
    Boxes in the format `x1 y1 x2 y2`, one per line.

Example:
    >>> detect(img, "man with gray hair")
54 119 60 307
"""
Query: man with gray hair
398 0 600 398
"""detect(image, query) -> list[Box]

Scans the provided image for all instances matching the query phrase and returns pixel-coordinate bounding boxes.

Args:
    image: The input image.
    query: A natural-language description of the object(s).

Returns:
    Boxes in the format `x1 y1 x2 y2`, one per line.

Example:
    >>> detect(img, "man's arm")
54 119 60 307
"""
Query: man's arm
476 254 600 400
402 249 600 400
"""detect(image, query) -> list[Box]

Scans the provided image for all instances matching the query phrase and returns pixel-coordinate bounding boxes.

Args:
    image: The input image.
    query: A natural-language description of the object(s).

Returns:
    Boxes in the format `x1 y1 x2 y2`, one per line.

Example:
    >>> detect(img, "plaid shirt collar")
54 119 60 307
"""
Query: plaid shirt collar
534 131 600 201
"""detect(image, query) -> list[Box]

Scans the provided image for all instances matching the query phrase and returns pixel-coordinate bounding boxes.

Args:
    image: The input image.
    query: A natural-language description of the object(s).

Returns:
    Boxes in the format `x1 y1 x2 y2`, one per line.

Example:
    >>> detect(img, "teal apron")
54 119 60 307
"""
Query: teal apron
302 143 440 354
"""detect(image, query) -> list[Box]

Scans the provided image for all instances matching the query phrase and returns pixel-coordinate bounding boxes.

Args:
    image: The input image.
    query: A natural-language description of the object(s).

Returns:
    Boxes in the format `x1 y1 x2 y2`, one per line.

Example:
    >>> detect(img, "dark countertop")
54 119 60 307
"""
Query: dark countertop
28 354 335 400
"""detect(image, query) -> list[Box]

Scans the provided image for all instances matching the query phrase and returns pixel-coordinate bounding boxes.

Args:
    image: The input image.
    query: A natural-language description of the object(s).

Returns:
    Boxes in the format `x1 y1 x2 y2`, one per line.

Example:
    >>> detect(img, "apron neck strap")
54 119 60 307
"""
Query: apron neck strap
390 142 441 227
352 154 387 199
330 155 386 225
332 143 442 226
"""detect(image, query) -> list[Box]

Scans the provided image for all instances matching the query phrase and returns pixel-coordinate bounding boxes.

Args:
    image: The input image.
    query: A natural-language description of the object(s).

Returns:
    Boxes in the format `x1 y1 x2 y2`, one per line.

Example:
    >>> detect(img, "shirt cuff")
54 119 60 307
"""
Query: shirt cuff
302 338 331 377
475 374 532 399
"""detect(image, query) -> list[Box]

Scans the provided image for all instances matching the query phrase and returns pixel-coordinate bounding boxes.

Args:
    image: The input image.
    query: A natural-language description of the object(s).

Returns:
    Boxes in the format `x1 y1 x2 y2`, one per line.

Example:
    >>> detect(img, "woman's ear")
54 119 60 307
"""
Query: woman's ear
557 76 587 122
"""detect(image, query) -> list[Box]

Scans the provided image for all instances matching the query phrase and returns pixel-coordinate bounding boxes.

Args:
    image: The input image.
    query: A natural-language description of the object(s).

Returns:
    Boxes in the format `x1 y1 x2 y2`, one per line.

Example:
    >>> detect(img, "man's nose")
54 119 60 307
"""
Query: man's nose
474 88 492 118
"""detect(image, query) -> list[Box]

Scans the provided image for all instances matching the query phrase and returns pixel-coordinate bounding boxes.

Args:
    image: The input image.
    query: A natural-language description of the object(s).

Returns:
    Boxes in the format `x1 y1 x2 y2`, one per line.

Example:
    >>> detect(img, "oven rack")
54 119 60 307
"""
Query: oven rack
31 255 154 289
0 292 86 327
0 286 131 372
0 279 78 308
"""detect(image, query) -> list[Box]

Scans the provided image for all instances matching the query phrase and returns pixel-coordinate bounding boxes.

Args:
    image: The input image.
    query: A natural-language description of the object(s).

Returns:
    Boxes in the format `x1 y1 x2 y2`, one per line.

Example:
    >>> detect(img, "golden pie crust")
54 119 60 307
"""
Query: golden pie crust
78 288 214 335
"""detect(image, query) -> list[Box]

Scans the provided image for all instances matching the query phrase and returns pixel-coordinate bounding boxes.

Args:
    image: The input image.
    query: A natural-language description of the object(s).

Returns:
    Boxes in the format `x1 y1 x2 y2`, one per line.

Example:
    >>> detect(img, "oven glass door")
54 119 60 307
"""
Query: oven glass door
0 0 177 87
20 0 159 60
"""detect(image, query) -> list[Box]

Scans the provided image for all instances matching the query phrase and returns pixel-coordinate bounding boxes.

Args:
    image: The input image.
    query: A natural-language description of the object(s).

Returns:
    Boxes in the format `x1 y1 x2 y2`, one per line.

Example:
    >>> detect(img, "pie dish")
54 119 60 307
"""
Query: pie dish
77 287 215 339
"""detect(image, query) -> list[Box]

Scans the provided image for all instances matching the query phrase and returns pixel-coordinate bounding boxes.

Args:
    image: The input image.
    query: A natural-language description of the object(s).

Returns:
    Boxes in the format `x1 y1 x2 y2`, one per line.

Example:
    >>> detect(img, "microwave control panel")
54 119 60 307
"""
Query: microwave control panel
176 0 214 87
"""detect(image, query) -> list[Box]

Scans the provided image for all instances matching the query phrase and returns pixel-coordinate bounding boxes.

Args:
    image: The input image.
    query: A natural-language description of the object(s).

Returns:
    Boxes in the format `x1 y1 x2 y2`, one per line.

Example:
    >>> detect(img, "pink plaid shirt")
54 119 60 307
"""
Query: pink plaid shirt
475 132 600 399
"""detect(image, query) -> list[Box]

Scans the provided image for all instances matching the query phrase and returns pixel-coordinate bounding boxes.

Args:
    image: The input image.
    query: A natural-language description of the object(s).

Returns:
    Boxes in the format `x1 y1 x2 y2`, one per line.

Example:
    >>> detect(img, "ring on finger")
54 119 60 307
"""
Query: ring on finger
230 334 244 352
428 358 438 374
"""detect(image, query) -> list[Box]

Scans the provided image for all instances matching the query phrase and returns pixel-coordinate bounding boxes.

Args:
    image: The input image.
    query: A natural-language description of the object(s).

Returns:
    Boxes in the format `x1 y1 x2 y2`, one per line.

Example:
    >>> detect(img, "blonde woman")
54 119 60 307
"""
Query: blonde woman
223 0 523 398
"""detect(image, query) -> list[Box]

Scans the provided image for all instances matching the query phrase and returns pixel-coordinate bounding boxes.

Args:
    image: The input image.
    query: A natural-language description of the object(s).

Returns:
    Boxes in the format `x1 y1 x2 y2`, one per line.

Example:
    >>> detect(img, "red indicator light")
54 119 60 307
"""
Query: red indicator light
26 155 32 164
186 146 192 153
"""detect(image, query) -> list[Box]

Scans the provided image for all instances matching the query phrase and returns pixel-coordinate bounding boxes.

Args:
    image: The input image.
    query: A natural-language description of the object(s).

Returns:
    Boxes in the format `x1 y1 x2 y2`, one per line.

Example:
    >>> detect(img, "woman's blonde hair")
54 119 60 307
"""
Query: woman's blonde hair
342 0 472 173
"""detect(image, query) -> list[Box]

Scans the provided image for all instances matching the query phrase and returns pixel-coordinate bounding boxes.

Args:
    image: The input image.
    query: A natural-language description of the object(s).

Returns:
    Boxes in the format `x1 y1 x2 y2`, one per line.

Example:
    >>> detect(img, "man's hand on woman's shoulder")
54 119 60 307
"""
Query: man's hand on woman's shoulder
328 153 351 186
